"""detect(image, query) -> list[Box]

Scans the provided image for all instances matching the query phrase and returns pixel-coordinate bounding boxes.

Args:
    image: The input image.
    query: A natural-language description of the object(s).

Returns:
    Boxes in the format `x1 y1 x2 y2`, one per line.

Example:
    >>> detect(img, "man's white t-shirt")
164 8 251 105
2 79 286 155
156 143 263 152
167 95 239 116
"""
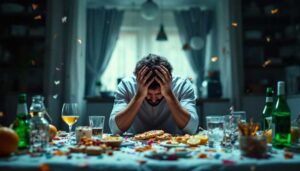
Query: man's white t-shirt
109 75 199 135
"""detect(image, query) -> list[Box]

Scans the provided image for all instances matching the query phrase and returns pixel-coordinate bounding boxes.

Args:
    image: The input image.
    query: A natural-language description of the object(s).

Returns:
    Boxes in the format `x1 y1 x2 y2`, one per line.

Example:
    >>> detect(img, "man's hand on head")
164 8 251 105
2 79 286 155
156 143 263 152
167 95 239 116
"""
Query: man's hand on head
136 65 154 98
154 65 172 97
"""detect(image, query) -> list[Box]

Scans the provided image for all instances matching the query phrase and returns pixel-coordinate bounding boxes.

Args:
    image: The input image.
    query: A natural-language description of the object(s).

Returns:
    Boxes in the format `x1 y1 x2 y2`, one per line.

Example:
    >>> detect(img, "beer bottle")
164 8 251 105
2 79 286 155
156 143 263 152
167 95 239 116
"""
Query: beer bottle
12 93 30 149
272 81 291 148
262 87 273 131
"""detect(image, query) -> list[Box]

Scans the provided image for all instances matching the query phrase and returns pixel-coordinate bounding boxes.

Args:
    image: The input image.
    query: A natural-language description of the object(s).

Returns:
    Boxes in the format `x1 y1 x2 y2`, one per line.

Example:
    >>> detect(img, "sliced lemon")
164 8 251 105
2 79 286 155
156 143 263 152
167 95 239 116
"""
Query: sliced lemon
187 137 201 146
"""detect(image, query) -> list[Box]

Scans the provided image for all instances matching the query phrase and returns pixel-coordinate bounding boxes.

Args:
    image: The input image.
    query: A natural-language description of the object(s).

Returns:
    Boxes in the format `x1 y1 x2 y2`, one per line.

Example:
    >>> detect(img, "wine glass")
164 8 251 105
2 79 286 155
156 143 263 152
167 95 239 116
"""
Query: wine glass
61 103 80 137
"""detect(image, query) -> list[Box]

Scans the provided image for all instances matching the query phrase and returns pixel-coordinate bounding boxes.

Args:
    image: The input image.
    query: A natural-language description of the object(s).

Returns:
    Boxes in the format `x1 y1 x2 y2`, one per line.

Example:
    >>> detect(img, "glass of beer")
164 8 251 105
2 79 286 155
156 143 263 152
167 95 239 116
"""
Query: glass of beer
61 103 80 134
89 116 105 138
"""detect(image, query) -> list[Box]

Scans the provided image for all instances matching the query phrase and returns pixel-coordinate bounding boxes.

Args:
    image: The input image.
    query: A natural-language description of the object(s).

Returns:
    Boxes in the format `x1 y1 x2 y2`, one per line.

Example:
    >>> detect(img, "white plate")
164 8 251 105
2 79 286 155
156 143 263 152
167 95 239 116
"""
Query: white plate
160 141 188 148
144 149 191 159
121 140 135 147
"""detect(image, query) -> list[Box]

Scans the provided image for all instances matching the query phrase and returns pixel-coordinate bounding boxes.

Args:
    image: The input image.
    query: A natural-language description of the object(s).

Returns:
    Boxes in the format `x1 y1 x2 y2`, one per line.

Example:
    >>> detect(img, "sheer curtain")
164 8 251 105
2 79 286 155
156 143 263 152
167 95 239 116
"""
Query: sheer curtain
100 11 196 92
46 0 86 128
174 8 213 93
85 8 124 96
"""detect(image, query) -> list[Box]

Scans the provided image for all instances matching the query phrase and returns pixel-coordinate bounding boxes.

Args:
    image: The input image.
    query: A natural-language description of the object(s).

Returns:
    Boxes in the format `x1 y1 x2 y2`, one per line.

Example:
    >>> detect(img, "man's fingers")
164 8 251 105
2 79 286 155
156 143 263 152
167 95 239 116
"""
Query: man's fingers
138 65 148 81
143 70 153 84
160 65 171 79
154 77 163 85
155 69 165 82
146 77 155 87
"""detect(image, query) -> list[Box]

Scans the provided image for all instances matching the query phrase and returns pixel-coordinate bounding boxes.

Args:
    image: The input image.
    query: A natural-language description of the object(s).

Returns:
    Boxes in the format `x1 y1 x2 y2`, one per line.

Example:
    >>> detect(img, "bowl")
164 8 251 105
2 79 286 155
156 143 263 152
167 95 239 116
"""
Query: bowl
239 135 267 158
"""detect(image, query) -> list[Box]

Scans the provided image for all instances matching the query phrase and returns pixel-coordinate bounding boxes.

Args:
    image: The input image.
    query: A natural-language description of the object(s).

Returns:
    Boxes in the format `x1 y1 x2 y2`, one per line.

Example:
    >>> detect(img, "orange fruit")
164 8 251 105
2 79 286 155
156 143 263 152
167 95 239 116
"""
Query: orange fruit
49 124 58 141
0 127 19 156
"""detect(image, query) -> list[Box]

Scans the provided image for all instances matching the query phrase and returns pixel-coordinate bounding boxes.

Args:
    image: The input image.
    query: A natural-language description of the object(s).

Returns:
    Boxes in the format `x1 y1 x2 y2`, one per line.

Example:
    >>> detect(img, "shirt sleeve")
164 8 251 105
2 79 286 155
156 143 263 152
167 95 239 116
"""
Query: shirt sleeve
179 80 199 134
109 80 129 134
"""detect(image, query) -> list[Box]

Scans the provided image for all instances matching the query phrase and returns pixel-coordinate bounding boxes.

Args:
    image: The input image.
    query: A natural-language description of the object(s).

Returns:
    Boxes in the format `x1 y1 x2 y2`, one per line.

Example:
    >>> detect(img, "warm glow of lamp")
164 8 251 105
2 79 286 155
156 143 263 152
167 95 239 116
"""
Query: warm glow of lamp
141 0 159 20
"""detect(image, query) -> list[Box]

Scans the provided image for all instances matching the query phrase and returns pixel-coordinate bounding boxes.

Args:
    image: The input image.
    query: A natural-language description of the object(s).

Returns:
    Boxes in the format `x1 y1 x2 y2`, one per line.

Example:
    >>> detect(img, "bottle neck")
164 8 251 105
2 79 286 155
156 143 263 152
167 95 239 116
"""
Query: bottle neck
266 96 273 103
17 103 28 116
277 83 285 96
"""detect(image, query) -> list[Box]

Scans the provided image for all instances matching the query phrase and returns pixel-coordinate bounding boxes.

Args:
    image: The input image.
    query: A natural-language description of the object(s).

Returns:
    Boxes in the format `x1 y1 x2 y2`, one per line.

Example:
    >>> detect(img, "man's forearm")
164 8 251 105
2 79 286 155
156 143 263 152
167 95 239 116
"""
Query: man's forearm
164 91 190 129
115 95 144 132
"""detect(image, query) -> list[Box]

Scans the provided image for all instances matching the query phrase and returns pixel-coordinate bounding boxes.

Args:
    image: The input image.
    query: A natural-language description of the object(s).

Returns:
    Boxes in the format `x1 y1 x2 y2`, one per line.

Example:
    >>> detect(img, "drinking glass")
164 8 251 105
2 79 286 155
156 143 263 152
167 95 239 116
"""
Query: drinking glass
232 111 246 123
206 116 224 148
61 103 79 134
89 116 105 138
223 114 241 151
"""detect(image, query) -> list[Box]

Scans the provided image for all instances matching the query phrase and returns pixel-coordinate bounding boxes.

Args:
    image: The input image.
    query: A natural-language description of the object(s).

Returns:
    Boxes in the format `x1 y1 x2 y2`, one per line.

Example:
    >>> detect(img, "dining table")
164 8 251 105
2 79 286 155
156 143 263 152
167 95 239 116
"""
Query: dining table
1 133 300 171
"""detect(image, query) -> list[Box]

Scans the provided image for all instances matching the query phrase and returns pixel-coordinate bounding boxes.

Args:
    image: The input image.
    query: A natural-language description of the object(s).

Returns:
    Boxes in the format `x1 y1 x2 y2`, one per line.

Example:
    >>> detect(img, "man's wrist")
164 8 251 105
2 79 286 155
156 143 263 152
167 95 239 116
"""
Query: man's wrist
163 90 176 101
134 93 145 102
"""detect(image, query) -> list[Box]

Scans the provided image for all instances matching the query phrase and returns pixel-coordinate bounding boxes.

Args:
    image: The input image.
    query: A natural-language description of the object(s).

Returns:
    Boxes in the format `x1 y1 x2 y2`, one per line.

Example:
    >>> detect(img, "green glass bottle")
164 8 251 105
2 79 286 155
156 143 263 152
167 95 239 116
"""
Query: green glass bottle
272 81 291 148
12 93 30 149
262 87 273 131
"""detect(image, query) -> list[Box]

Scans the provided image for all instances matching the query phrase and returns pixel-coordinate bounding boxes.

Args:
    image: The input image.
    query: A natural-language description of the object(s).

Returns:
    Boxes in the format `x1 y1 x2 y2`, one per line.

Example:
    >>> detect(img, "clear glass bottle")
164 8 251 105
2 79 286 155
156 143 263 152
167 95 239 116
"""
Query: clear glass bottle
272 81 291 148
262 87 273 131
29 95 49 153
12 93 30 149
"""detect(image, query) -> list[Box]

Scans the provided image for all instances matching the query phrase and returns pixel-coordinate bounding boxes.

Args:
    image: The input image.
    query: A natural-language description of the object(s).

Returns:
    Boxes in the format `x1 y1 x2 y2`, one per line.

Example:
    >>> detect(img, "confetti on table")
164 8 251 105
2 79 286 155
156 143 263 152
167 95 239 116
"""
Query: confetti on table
136 159 146 164
198 153 208 159
223 159 236 165
214 153 221 159
39 164 50 171
284 151 294 159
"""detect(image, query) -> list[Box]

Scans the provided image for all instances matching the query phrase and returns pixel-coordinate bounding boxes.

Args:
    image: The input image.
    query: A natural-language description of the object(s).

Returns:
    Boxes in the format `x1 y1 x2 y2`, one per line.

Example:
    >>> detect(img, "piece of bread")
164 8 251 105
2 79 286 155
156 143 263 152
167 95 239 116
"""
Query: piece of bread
85 146 104 155
69 145 86 153
155 133 172 141
134 130 164 140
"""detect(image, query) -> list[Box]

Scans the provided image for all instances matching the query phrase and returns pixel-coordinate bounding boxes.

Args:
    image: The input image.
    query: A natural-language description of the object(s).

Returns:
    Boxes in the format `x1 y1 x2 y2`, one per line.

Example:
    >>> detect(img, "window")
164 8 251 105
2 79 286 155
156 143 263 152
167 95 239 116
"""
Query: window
100 11 196 92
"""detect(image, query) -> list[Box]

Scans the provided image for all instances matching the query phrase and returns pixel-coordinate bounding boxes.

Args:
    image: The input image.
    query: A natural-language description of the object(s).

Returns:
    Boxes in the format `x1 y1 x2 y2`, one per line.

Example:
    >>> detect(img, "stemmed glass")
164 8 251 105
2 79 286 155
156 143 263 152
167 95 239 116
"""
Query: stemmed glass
61 103 80 142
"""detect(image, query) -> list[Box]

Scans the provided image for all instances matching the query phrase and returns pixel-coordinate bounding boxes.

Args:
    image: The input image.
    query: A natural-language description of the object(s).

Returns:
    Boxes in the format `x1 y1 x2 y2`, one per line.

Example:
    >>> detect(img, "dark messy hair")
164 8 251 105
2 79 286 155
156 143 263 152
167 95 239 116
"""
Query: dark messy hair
134 54 173 89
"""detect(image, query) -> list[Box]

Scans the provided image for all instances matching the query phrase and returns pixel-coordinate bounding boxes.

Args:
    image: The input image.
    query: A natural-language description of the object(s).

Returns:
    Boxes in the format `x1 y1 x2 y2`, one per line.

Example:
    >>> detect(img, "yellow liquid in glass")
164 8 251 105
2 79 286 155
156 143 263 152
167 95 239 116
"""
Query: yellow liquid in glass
62 115 79 126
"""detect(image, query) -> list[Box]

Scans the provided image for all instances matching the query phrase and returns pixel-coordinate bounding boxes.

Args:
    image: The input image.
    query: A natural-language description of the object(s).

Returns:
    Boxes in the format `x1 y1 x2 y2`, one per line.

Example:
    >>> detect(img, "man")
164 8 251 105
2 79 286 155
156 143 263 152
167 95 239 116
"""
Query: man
109 54 199 135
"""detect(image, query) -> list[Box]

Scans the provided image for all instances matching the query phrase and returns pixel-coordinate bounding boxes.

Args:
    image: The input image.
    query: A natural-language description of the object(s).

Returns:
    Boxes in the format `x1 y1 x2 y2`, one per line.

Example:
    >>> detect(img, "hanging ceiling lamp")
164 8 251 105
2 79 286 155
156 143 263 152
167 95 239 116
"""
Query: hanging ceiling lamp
156 24 167 41
141 0 159 20
156 0 167 41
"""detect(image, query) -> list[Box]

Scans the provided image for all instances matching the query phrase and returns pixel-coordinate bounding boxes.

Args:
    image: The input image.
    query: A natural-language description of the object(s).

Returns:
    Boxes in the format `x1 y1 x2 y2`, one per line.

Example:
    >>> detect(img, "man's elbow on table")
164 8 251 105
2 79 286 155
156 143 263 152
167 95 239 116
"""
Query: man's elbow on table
182 114 199 135
109 115 123 135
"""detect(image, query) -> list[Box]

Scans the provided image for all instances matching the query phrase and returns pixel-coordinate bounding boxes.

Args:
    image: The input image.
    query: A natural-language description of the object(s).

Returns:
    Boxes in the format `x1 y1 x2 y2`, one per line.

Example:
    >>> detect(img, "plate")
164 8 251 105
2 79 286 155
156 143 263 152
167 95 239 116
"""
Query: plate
160 141 188 148
121 140 135 147
144 149 191 160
